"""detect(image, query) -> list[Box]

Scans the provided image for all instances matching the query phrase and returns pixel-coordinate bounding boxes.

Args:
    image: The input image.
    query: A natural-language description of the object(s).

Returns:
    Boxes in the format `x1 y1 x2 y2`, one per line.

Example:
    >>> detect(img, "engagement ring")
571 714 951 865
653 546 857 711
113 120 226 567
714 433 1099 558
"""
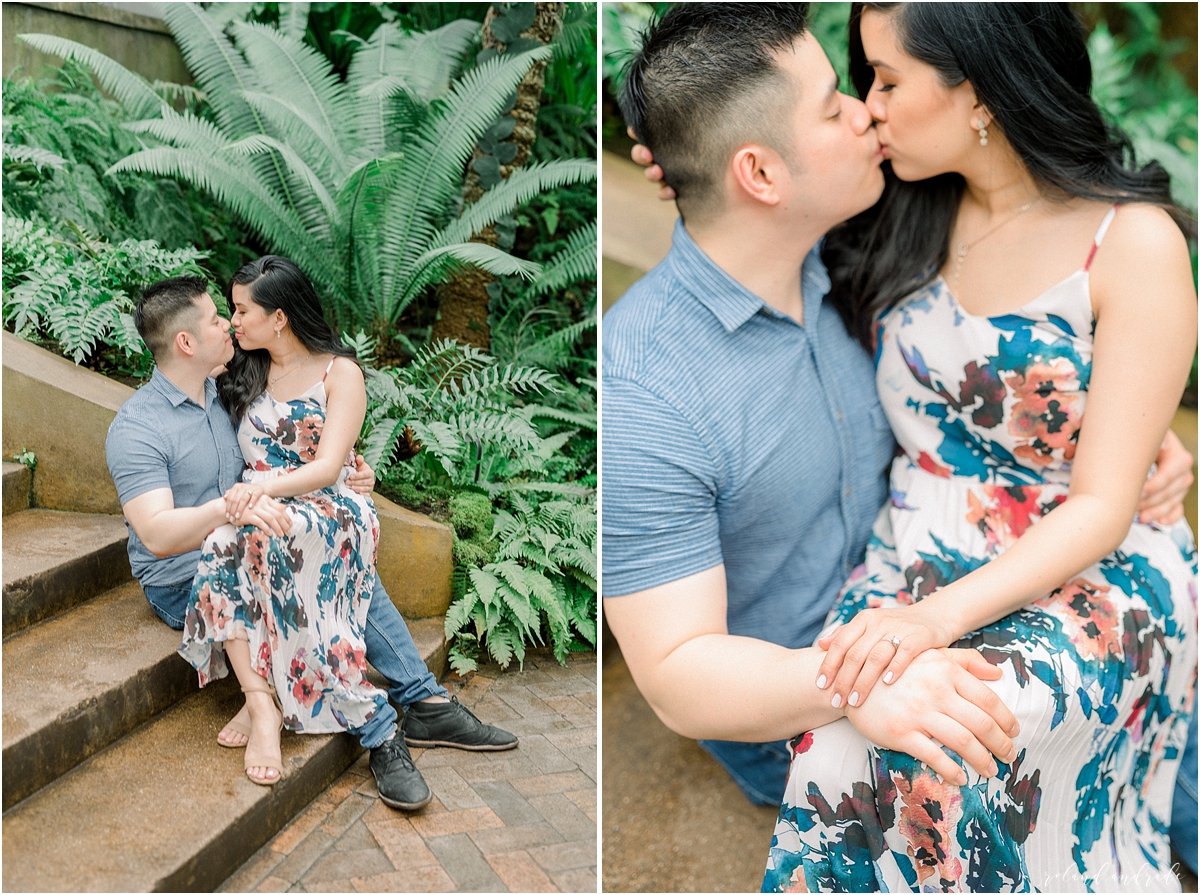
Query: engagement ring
888 635 902 647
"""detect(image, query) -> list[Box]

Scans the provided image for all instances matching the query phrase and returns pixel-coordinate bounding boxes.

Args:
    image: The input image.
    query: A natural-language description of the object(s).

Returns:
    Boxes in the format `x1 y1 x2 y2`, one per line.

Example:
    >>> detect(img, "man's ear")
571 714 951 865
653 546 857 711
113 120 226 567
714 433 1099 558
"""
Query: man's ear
730 144 786 207
174 329 197 359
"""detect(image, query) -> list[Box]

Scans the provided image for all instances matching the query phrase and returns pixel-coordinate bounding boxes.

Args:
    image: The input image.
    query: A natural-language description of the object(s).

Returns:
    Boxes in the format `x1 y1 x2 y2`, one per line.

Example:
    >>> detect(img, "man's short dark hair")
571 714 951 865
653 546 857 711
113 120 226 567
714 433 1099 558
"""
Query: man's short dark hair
619 3 810 221
136 276 210 360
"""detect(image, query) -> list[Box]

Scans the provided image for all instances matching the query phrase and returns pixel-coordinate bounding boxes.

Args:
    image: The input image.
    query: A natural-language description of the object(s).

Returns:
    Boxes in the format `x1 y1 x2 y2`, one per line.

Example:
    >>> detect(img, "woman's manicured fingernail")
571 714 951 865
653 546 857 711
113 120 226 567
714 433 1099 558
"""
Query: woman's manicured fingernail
957 770 967 785
883 671 893 684
1009 723 1021 736
988 762 998 777
831 693 843 709
816 674 827 689
848 691 860 707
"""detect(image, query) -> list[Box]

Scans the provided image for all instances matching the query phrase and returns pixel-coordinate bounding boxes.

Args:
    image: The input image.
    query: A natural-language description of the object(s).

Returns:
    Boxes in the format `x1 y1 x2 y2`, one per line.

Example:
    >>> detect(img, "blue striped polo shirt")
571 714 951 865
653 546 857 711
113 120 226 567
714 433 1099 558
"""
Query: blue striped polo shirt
602 220 896 650
105 369 244 587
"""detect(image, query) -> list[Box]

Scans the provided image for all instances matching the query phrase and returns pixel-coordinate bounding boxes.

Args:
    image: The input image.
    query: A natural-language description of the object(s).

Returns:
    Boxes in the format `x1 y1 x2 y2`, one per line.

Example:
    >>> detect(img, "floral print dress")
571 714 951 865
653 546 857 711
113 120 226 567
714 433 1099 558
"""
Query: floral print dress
179 367 389 734
764 208 1197 893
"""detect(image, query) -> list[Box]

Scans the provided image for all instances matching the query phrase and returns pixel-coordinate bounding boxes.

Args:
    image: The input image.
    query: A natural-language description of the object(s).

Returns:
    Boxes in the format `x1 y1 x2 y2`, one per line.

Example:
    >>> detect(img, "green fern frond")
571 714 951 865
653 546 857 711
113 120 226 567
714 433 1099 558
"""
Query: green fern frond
16 34 165 120
432 160 596 249
522 221 597 300
231 21 352 170
3 143 67 170
106 147 343 301
379 46 552 304
160 3 263 138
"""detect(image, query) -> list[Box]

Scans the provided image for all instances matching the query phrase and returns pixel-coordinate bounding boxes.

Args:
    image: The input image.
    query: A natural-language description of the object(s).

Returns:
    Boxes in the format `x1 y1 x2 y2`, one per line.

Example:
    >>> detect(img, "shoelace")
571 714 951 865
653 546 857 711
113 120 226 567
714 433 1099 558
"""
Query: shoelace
377 736 415 769
449 695 484 727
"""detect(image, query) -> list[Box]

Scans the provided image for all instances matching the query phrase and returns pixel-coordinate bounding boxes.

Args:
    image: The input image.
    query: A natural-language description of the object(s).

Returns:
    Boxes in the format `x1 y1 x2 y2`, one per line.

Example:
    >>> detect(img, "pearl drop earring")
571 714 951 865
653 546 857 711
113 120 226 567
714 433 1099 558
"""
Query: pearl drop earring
977 121 989 146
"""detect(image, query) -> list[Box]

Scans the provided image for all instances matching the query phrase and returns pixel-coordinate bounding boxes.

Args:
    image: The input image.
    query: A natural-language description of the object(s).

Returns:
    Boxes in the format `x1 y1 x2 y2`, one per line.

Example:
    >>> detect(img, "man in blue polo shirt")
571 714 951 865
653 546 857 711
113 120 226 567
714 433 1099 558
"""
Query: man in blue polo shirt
106 276 516 810
602 2 1195 859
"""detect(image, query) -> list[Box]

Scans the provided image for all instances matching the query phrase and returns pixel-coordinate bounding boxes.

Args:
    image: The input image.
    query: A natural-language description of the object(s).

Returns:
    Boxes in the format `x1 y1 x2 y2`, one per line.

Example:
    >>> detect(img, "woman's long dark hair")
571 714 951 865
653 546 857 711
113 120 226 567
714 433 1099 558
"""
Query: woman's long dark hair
218 255 357 423
825 2 1196 350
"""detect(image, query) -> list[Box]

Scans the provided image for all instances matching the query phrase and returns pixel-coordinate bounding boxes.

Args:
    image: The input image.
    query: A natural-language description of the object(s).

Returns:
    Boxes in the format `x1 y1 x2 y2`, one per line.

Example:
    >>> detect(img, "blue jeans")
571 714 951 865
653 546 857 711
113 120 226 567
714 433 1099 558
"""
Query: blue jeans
1171 708 1198 874
144 574 446 750
698 738 791 806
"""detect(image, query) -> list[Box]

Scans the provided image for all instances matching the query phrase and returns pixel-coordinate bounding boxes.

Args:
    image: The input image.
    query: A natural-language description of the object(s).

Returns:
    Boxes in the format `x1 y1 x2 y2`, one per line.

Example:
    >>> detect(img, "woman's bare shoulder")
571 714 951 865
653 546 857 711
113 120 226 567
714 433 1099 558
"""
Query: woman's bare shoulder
1091 202 1196 311
324 355 365 391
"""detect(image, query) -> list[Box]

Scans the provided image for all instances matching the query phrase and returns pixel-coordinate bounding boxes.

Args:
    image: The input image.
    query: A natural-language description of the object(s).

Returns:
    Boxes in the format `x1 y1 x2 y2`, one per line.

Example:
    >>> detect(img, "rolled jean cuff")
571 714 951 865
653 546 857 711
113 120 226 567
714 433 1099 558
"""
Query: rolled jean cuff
352 701 399 750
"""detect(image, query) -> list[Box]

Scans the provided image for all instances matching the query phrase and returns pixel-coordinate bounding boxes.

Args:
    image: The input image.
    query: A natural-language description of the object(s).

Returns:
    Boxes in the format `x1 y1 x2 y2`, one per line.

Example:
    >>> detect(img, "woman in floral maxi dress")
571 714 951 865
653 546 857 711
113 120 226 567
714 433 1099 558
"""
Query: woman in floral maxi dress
763 4 1196 892
179 256 388 785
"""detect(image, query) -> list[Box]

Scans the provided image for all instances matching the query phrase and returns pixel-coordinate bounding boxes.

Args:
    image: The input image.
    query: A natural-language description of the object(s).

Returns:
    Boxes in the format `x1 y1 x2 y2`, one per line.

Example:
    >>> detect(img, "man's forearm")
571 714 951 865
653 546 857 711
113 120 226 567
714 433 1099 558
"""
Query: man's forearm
135 498 227 558
633 633 845 742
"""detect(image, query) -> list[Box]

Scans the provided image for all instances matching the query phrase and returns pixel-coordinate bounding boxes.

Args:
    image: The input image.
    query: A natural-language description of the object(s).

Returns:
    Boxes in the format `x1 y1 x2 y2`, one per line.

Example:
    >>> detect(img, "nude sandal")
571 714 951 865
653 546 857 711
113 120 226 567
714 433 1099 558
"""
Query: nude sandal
240 680 283 786
217 704 251 749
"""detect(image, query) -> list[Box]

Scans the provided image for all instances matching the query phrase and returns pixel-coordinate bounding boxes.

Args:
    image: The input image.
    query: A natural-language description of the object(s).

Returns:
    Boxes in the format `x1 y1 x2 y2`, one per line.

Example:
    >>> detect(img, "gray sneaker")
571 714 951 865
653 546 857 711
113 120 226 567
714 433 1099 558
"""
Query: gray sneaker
402 696 519 751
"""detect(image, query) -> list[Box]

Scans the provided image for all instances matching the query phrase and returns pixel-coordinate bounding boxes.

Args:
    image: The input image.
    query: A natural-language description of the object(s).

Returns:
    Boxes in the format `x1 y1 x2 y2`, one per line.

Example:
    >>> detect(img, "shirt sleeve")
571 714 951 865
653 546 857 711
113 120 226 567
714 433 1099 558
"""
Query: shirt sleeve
601 376 723 597
105 409 172 507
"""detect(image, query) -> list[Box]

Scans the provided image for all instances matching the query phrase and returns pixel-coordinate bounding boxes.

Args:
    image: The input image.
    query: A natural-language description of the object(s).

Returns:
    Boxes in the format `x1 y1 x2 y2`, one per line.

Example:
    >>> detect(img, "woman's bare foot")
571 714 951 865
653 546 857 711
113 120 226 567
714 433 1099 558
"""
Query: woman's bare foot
217 702 251 748
243 690 282 785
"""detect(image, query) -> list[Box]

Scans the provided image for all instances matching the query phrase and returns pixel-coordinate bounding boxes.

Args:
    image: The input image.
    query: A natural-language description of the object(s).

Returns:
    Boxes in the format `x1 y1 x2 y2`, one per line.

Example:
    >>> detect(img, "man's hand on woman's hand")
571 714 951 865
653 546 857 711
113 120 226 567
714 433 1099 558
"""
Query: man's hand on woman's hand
1139 428 1193 525
845 647 1019 784
628 128 675 200
346 455 376 496
816 602 956 710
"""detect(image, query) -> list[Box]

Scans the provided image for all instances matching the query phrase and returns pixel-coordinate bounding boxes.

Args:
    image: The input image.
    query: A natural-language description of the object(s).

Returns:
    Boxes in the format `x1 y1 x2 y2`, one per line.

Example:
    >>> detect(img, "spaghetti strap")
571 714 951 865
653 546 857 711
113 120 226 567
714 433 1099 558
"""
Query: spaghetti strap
1083 204 1119 271
321 358 335 382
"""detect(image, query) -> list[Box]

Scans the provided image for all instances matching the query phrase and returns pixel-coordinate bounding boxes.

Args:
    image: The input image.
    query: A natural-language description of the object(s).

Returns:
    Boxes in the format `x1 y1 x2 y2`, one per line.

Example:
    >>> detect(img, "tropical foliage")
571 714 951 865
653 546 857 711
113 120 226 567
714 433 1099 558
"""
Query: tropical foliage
20 2 595 356
357 336 595 671
2 214 207 375
3 60 254 283
6 2 597 670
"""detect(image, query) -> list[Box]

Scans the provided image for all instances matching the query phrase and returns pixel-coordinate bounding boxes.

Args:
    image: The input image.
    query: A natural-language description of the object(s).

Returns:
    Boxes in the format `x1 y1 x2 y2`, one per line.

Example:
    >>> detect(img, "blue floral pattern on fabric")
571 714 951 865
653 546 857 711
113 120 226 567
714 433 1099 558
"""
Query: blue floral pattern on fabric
764 267 1196 892
179 379 388 733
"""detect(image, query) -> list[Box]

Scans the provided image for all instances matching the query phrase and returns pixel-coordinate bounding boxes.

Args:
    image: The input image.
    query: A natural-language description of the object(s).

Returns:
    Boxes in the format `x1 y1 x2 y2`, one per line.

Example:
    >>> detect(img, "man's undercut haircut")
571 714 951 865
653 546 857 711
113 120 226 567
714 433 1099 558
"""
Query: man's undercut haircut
620 3 810 221
136 276 210 361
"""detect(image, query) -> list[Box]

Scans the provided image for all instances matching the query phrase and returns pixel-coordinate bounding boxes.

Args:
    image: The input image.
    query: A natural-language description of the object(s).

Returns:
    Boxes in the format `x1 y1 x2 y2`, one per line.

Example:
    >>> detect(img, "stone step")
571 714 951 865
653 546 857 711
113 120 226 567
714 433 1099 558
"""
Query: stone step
1 581 195 811
2 509 131 637
2 461 31 516
1 677 360 893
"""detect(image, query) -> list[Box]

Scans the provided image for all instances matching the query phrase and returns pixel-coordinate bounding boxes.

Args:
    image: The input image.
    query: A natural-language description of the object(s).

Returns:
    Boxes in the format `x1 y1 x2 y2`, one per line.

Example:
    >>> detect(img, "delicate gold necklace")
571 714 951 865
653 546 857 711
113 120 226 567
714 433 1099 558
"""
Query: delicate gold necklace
951 197 1040 286
268 355 312 388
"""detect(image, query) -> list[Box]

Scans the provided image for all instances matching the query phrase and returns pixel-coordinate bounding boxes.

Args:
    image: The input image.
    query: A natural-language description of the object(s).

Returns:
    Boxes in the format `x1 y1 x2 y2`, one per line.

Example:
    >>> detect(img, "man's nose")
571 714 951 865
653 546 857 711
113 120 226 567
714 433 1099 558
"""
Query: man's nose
846 96 873 135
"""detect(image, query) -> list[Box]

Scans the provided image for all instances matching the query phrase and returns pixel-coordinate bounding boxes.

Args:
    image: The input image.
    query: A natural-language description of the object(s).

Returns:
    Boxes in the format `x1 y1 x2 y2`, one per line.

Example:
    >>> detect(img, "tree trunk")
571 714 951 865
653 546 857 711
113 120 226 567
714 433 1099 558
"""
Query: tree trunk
431 2 564 352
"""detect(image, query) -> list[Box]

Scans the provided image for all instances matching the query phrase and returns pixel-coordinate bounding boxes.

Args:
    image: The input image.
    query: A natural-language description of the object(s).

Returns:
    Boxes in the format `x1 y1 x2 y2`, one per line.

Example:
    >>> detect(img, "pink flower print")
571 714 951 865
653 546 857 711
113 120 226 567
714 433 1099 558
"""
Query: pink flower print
243 529 268 586
1005 359 1083 468
1034 578 1121 662
965 485 1045 551
290 653 321 708
327 638 365 689
892 768 964 889
194 582 227 637
295 415 321 461
256 640 273 679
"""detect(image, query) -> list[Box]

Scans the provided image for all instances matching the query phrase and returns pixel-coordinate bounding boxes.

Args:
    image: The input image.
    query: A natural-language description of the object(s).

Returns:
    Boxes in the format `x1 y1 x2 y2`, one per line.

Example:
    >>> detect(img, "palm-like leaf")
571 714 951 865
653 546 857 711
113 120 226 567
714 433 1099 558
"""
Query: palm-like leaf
16 34 164 119
33 4 594 340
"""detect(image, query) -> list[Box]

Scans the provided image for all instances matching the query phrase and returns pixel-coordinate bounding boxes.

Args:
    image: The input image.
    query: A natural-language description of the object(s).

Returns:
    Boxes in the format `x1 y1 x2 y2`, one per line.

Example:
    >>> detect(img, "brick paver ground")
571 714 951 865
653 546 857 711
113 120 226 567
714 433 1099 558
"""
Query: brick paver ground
218 649 596 893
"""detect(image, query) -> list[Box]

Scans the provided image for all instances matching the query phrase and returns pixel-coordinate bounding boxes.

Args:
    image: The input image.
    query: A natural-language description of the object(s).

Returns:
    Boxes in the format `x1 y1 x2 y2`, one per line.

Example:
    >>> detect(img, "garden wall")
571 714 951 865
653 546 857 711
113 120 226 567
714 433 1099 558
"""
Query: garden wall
3 2 190 84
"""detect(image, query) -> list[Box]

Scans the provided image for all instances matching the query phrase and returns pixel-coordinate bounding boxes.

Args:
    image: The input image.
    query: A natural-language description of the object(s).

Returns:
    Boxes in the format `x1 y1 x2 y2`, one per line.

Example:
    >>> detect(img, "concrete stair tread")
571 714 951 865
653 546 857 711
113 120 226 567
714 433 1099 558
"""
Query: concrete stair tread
2 678 361 893
3 509 128 586
2 581 194 809
3 509 132 636
2 462 31 517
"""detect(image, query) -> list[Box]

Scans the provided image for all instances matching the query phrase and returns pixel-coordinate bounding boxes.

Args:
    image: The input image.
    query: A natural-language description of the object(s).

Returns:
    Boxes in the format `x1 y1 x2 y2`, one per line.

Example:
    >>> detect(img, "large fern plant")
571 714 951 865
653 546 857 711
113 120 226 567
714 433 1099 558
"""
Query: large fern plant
19 4 595 347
